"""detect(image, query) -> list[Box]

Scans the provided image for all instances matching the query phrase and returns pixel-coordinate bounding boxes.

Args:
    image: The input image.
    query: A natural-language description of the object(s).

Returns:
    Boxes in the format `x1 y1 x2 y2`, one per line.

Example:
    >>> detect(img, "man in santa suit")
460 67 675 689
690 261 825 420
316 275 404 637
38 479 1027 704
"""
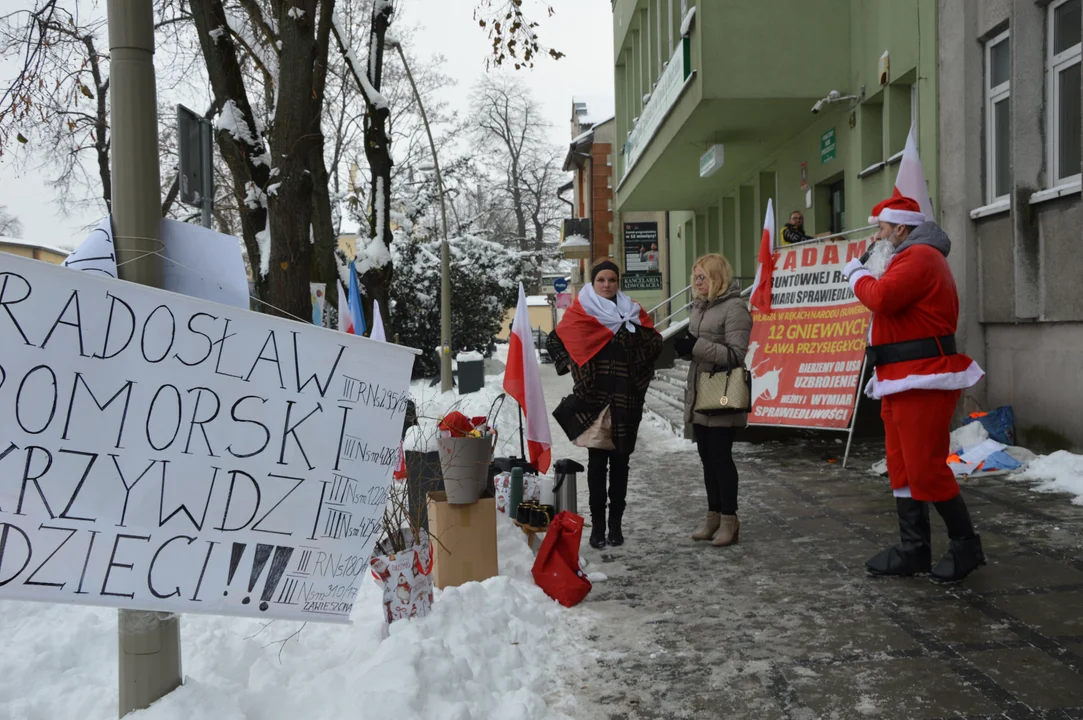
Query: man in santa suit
843 193 987 583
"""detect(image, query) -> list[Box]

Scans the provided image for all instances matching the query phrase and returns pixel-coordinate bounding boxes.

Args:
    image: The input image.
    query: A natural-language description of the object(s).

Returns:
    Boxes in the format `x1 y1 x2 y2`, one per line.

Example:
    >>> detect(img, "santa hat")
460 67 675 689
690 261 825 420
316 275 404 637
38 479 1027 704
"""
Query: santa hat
868 189 925 226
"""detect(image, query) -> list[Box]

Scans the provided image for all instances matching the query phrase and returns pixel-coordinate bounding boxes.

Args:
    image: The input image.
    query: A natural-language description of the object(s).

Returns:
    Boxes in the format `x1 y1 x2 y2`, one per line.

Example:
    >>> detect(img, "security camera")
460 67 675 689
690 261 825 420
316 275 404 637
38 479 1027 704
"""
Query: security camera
811 89 860 114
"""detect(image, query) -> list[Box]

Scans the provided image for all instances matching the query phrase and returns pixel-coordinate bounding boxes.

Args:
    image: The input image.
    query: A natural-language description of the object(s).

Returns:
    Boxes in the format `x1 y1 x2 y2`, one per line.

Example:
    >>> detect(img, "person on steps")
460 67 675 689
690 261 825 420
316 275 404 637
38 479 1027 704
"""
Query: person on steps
673 254 752 548
547 261 663 550
843 193 987 583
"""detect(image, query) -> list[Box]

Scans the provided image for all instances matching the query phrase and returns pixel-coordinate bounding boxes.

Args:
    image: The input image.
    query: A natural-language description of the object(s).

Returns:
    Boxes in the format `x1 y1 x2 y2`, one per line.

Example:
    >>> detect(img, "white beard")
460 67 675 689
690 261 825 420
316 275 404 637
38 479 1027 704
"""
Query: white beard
864 239 896 279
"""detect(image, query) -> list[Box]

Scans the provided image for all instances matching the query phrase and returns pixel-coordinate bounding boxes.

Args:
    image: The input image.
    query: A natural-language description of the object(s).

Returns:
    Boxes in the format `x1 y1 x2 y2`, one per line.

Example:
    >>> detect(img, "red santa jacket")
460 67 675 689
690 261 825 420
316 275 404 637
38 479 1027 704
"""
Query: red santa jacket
848 222 984 399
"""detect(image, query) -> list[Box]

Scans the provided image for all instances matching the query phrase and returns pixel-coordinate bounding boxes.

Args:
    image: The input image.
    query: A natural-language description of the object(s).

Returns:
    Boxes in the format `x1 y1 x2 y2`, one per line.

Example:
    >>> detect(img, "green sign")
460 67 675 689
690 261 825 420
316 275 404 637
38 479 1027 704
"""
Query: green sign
820 127 836 164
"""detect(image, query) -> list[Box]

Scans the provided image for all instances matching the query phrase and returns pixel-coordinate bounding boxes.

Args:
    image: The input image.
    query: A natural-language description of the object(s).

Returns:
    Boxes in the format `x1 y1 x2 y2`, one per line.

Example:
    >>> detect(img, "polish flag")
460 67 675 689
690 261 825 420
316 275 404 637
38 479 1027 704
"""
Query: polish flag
749 198 776 314
895 123 935 221
503 283 552 474
337 281 351 333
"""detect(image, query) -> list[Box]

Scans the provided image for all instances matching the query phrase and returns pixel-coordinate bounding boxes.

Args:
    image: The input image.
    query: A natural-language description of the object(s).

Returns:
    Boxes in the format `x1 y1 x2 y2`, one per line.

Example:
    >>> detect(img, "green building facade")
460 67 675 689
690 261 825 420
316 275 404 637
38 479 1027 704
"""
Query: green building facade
611 0 939 318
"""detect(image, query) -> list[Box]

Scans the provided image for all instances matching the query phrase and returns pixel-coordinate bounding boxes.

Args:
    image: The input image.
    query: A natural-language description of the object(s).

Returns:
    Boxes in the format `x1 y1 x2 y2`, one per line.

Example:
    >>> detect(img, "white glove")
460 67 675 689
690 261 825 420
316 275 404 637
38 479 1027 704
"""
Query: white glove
842 258 865 280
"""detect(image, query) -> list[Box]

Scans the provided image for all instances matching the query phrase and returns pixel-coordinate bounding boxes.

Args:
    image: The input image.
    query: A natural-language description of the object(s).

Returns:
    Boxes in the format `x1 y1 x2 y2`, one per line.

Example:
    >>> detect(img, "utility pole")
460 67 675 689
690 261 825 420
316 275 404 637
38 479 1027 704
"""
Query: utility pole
391 40 453 393
108 1 183 715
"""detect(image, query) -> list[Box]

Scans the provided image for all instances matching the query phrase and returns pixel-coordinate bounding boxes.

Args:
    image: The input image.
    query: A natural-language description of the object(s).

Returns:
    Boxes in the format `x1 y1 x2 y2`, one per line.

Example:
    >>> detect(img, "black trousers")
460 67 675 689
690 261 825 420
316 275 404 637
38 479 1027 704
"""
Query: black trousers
587 448 630 526
694 425 739 515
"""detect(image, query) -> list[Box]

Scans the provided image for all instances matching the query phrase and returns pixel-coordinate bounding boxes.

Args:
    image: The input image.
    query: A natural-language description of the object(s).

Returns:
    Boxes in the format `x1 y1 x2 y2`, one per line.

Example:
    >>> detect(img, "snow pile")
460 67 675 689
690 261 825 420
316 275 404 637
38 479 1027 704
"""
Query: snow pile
1016 451 1083 505
0 506 584 719
456 350 484 363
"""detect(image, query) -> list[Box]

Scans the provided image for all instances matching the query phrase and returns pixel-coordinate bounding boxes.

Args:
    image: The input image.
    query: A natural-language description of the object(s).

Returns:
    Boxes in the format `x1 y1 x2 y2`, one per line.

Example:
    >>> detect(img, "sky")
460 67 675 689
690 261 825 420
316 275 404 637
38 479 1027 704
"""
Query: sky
0 0 616 249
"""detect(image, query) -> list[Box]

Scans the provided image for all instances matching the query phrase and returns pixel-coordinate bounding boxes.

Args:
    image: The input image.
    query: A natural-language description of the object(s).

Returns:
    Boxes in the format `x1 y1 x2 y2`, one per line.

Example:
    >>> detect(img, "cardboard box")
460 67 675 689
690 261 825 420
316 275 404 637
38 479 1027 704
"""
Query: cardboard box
427 491 498 590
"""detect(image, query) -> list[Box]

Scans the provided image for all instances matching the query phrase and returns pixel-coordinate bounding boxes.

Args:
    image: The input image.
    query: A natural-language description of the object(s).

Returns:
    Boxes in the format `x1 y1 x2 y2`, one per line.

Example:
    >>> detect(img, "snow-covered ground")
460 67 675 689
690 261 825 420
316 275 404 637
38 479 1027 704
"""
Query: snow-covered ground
0 355 593 720
1014 450 1083 506
0 513 589 720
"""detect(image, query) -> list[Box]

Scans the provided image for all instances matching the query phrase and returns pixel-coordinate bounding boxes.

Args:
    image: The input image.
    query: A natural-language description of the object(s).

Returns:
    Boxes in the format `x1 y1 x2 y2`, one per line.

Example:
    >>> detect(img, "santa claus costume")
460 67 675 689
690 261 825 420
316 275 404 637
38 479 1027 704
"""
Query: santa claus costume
843 194 986 583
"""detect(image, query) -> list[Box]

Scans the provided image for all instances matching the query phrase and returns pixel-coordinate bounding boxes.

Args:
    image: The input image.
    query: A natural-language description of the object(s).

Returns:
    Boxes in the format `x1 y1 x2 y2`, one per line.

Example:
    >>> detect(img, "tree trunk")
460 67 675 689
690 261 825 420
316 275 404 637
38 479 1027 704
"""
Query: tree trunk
308 2 340 316
359 1 394 334
190 0 271 300
263 0 326 322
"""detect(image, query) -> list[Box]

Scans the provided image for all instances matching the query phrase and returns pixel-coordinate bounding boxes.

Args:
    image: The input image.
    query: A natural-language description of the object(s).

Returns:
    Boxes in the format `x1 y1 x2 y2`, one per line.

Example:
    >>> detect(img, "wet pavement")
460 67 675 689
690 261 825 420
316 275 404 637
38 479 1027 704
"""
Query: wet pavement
540 364 1083 720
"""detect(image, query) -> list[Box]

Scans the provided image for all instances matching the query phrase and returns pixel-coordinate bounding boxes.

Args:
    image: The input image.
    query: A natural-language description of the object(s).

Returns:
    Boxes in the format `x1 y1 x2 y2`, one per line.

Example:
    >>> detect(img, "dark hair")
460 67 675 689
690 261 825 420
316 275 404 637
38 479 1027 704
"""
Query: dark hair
591 260 620 281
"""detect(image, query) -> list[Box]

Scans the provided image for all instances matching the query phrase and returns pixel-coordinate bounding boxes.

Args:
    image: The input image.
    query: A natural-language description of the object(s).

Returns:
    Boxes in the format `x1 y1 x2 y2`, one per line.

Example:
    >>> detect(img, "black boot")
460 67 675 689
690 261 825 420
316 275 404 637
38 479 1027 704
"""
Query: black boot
607 508 624 547
866 497 932 576
589 522 607 549
931 494 986 583
607 452 630 547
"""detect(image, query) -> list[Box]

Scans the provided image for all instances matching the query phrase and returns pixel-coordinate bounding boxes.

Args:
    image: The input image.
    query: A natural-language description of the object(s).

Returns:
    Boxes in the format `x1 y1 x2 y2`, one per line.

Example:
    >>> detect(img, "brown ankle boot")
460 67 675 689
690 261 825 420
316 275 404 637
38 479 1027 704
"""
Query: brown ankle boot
691 512 721 541
712 515 740 547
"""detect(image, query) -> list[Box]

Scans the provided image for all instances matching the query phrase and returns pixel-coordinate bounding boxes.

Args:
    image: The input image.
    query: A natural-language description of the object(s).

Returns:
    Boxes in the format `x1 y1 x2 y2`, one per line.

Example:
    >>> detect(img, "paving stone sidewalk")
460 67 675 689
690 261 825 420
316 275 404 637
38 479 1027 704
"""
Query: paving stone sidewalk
541 367 1083 720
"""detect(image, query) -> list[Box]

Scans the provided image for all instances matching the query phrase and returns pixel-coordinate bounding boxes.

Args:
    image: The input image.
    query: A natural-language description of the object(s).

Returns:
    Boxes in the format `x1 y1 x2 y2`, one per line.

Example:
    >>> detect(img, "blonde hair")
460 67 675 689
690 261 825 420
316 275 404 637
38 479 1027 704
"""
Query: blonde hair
691 253 734 300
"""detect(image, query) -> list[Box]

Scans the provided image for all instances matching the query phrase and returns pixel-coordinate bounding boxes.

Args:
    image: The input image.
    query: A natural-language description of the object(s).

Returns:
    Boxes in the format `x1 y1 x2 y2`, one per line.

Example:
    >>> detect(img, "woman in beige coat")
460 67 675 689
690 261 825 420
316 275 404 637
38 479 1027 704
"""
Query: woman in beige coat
672 254 753 547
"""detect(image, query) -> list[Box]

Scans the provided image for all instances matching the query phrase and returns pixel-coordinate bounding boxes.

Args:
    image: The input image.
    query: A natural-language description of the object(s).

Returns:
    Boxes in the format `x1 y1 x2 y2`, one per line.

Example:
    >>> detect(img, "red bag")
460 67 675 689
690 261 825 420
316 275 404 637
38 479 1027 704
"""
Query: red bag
531 511 592 608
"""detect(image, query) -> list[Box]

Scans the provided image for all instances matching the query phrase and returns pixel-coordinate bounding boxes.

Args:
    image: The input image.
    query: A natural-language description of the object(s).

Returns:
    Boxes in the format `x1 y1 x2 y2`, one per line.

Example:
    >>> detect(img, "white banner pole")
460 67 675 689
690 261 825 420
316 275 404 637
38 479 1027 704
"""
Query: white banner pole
842 355 870 469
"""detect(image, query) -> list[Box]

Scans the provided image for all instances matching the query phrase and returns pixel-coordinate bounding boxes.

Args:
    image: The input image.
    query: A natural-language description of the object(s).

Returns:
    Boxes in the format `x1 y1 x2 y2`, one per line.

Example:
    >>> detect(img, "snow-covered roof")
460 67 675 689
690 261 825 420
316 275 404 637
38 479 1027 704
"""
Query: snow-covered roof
561 234 591 248
0 235 70 258
526 295 549 307
573 95 615 126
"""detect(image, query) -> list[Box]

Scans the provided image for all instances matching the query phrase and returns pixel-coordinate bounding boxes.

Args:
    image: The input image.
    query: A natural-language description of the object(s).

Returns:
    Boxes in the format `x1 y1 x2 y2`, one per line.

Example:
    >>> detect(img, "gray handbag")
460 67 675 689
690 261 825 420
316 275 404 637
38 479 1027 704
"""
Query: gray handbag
693 346 752 415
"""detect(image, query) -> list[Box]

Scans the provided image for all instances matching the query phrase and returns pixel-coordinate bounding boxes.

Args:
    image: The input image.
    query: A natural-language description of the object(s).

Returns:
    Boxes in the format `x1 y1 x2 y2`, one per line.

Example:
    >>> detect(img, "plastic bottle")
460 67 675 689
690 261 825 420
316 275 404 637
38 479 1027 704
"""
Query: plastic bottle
509 466 524 520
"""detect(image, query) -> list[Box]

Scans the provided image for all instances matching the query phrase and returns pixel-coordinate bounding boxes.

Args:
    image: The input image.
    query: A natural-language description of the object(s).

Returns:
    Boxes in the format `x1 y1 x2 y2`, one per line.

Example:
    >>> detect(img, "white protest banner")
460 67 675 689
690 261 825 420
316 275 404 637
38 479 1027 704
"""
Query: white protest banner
0 253 415 623
63 216 251 310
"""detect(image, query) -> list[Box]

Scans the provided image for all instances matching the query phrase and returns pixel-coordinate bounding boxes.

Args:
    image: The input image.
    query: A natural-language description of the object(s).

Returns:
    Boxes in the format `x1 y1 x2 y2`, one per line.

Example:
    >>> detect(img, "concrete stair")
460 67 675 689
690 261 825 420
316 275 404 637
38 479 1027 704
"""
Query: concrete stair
645 359 689 438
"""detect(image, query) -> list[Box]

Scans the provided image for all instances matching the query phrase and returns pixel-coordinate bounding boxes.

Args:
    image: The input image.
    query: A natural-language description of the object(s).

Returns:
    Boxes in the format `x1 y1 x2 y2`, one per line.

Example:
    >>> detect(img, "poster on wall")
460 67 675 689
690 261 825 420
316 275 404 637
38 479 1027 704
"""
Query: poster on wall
747 236 872 430
622 222 663 291
0 253 415 623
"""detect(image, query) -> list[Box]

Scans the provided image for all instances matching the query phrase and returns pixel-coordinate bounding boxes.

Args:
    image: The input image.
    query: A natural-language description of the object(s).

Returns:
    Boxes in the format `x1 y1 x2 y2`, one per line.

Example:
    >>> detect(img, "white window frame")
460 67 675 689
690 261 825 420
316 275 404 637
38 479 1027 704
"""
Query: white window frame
986 29 1011 204
1048 0 1082 186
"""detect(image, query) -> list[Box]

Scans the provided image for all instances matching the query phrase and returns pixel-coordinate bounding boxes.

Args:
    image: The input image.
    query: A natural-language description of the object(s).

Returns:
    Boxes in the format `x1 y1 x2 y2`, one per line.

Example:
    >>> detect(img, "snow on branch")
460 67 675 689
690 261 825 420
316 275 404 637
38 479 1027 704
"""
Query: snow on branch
330 11 389 112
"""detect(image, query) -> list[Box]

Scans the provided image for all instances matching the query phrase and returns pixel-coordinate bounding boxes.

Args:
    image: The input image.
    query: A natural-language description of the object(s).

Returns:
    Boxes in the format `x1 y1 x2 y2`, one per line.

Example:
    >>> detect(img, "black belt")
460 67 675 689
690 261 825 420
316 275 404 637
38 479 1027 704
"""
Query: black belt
866 335 956 367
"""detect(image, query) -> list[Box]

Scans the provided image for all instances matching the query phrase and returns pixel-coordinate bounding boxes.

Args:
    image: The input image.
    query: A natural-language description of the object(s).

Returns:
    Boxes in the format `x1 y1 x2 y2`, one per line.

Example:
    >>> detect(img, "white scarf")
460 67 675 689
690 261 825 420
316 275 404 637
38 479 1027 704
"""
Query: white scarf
578 284 643 335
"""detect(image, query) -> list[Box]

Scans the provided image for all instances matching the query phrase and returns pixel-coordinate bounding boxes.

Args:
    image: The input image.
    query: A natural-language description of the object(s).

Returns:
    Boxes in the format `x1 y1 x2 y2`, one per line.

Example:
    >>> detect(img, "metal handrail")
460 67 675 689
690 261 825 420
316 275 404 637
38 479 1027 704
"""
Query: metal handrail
648 284 691 315
780 223 878 247
655 301 694 328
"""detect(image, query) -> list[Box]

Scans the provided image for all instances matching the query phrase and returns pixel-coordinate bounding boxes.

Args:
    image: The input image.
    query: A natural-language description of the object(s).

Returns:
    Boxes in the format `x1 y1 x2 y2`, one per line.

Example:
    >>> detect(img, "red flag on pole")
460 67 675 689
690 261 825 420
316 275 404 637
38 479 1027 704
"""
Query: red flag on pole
504 283 553 474
750 198 776 314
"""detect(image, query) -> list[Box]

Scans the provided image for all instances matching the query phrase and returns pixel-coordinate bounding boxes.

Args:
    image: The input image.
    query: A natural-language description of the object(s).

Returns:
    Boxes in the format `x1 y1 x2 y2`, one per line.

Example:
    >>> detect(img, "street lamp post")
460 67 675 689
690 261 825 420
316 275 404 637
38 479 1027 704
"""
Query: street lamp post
107 1 184 714
390 40 453 393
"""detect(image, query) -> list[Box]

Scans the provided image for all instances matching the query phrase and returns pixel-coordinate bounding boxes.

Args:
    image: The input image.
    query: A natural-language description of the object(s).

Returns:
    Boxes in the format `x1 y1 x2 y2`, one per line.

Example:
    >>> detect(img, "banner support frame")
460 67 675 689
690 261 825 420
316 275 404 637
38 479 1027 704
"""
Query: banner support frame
841 354 870 469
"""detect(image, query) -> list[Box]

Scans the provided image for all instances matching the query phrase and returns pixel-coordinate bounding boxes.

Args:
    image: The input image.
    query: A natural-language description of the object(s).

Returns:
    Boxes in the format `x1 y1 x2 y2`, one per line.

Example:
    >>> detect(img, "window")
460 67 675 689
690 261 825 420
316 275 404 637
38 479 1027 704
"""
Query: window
985 30 1011 202
1049 0 1082 185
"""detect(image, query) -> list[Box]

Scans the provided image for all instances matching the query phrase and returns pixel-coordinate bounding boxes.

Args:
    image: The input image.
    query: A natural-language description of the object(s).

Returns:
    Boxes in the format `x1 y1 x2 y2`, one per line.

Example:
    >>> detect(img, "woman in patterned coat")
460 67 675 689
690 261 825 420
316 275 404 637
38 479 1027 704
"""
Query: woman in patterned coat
548 260 663 549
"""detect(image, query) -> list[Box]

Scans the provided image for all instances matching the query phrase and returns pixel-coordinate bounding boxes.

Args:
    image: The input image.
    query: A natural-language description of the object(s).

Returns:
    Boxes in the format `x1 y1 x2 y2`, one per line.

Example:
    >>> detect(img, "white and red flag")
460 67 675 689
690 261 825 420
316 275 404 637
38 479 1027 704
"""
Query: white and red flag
504 283 553 474
749 198 776 314
894 123 934 221
871 123 935 225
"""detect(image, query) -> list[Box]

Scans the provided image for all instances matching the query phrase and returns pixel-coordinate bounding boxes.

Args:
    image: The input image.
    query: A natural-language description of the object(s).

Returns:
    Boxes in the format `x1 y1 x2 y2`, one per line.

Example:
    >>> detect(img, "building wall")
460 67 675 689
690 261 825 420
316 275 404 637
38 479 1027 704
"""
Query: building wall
0 242 67 264
940 0 1083 449
611 1 939 329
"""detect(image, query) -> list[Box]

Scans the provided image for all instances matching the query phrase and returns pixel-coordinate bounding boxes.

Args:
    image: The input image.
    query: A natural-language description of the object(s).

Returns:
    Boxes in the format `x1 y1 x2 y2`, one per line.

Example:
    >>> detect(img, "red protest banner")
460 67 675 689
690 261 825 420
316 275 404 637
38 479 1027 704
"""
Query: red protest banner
747 236 873 430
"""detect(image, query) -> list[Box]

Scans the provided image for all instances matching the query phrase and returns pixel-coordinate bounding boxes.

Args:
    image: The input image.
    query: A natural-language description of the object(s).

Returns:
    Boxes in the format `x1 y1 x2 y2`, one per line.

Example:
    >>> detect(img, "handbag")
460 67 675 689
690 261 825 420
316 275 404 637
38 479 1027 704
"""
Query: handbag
573 405 615 450
693 346 752 415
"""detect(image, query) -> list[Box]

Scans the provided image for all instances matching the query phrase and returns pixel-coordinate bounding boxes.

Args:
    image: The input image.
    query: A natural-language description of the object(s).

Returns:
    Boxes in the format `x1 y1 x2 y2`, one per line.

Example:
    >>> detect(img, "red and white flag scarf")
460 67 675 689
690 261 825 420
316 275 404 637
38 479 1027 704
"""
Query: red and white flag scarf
555 285 654 367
